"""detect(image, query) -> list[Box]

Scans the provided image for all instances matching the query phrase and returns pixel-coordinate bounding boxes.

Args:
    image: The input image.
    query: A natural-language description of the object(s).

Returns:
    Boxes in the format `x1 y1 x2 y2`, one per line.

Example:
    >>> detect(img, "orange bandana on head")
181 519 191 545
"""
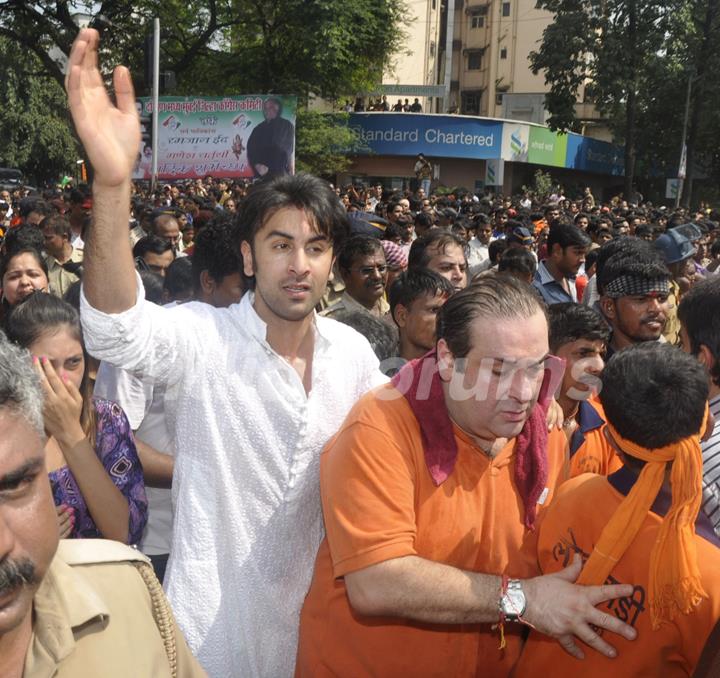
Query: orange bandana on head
577 404 710 629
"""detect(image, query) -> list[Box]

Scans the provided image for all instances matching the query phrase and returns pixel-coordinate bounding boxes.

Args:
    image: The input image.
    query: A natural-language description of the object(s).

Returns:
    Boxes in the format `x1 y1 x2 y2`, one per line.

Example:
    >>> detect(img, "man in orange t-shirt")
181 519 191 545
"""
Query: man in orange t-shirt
546 302 620 478
296 277 638 678
514 344 720 678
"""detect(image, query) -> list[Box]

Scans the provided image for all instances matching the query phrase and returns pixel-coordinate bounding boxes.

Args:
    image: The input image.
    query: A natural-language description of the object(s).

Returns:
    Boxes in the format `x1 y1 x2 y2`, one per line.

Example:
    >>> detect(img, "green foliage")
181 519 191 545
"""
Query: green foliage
531 0 669 196
0 0 408 182
0 1 408 101
295 111 367 177
532 0 720 202
531 0 675 134
521 169 554 202
0 37 78 183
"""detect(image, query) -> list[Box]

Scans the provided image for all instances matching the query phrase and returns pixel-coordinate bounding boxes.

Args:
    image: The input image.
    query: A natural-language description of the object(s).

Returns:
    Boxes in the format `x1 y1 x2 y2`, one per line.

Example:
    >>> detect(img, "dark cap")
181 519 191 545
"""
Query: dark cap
507 226 533 247
653 229 695 265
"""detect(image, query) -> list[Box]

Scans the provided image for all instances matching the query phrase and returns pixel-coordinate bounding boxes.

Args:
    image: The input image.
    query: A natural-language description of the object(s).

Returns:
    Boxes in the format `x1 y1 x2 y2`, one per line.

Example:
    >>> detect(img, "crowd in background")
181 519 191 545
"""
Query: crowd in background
3 156 720 676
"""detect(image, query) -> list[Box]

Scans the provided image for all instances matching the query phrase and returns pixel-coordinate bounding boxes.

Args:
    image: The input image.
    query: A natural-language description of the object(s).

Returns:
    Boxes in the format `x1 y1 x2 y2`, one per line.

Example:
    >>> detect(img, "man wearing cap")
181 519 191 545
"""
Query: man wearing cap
513 343 720 677
598 248 671 359
507 225 536 254
533 223 590 306
654 226 697 345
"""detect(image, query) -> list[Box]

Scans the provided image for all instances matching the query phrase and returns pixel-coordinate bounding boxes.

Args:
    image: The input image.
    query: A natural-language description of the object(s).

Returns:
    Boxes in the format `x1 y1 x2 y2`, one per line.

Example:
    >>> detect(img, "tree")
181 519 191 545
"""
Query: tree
530 0 677 199
522 169 554 203
0 1 407 99
295 111 369 178
0 0 408 181
0 36 78 183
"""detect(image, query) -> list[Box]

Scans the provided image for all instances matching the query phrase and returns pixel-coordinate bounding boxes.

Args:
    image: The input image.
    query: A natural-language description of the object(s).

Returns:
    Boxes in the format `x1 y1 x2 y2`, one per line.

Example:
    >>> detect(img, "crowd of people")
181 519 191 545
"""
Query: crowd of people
2 27 720 678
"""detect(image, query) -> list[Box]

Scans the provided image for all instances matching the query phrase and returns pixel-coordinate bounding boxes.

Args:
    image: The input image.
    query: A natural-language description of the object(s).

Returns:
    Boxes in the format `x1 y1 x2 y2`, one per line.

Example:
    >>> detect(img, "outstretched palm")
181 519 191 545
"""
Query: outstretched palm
66 29 141 187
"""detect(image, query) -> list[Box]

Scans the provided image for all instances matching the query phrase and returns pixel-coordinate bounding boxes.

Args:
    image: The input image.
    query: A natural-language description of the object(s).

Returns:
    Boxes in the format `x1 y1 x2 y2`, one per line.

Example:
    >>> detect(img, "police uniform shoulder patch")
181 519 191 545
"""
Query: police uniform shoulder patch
57 539 151 566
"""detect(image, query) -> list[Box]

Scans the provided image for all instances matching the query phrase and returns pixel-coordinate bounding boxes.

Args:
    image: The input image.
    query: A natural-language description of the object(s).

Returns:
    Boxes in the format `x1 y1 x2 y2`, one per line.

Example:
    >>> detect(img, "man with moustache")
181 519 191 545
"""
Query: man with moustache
598 248 671 359
322 235 390 319
0 333 204 677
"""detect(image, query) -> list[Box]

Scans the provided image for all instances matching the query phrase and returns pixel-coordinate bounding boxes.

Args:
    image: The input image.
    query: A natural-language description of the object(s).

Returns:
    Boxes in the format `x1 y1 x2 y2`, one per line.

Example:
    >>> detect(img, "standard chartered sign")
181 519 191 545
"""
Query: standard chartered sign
349 113 502 159
356 125 495 148
347 112 624 175
424 129 495 146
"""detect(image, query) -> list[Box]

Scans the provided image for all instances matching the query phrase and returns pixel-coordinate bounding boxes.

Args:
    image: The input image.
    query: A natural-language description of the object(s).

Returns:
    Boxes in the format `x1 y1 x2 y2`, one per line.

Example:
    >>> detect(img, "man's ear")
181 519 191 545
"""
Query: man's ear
393 303 408 329
436 338 455 382
600 295 616 321
698 344 716 373
200 269 214 296
240 240 254 277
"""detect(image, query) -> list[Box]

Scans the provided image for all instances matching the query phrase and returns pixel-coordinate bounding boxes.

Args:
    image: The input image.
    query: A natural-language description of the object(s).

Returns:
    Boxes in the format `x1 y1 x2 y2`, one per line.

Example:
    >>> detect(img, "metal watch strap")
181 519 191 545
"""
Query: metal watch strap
500 578 526 621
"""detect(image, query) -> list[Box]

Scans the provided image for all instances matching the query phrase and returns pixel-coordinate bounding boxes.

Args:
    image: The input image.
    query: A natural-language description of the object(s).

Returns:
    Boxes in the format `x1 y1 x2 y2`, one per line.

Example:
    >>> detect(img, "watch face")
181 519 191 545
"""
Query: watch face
504 589 525 616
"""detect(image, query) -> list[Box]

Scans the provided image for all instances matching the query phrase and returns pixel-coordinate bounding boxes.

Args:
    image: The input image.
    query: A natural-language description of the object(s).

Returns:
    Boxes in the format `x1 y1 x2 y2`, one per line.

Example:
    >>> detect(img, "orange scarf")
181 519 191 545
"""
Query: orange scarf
577 406 709 629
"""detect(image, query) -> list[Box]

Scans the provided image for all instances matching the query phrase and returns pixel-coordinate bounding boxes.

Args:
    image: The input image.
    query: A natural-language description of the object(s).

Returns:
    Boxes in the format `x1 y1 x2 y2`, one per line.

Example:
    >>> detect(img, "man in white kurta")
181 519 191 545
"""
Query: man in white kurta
81 280 383 676
65 28 384 677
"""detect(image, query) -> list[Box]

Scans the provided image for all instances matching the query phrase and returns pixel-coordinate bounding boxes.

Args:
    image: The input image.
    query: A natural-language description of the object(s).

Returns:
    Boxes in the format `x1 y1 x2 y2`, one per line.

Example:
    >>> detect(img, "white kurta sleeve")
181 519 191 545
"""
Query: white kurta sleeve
80 273 193 387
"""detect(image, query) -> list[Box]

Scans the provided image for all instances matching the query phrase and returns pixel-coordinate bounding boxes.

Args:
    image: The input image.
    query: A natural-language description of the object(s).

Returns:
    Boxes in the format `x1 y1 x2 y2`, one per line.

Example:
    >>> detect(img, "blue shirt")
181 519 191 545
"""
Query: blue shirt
533 260 577 306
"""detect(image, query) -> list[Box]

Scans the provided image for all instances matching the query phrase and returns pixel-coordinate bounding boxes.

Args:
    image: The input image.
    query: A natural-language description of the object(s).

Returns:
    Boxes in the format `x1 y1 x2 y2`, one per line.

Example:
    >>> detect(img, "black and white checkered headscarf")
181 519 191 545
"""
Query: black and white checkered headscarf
604 274 670 299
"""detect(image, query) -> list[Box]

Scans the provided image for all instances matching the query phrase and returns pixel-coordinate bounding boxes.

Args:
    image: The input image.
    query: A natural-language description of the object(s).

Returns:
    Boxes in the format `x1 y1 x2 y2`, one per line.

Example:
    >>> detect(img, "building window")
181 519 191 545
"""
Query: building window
461 90 481 115
500 47 508 59
467 51 482 70
502 2 511 16
471 15 484 28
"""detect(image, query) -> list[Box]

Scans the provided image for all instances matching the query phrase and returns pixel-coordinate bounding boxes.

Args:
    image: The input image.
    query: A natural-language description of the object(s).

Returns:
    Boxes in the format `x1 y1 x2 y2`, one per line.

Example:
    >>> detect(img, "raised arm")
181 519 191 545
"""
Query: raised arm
66 28 140 313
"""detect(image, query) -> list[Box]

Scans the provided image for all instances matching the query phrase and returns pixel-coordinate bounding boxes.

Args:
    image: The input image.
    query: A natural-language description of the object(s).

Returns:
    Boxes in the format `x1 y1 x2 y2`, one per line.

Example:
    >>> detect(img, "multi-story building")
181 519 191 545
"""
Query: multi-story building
381 0 608 138
378 0 445 112
446 0 552 120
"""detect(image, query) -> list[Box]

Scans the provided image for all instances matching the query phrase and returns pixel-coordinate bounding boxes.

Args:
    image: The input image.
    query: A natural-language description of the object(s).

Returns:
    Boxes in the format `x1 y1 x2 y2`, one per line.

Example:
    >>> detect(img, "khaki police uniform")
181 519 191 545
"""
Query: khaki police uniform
23 539 206 678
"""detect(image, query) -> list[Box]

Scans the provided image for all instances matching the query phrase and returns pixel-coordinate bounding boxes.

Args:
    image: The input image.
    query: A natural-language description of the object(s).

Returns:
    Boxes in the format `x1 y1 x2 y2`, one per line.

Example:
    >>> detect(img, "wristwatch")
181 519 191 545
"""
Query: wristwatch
499 579 527 621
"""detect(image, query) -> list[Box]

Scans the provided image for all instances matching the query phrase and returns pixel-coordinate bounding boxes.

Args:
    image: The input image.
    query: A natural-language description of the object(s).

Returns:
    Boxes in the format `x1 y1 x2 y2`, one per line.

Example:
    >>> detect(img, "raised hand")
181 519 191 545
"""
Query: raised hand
65 28 141 188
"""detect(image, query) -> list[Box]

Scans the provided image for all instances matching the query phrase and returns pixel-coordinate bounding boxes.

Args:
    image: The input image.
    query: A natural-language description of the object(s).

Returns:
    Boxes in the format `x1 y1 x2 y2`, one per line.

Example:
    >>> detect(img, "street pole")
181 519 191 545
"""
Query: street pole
151 18 160 193
675 74 692 209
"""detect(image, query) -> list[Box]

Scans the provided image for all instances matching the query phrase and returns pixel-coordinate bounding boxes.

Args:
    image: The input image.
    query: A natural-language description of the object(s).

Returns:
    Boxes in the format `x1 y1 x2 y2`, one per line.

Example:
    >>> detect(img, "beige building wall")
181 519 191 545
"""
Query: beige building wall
448 0 552 117
382 0 443 111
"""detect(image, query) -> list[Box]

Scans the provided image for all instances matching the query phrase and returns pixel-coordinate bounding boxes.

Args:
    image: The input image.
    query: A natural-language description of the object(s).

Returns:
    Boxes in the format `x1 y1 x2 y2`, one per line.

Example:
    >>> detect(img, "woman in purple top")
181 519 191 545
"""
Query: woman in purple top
5 292 147 544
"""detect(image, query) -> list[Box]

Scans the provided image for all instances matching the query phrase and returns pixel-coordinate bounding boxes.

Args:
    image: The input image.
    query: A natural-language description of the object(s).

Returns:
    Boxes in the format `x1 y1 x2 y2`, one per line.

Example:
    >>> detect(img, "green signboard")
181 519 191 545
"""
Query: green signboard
528 127 568 167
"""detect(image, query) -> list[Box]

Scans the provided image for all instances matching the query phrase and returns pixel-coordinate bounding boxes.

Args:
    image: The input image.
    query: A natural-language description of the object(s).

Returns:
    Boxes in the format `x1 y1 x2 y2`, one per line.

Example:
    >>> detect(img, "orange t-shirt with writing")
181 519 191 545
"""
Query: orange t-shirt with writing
295 383 567 678
513 471 720 678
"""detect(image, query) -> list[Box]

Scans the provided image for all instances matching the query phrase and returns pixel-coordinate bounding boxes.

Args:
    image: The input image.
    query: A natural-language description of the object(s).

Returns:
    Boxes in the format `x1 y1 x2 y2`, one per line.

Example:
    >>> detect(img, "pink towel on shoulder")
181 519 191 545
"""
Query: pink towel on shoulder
391 350 563 529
